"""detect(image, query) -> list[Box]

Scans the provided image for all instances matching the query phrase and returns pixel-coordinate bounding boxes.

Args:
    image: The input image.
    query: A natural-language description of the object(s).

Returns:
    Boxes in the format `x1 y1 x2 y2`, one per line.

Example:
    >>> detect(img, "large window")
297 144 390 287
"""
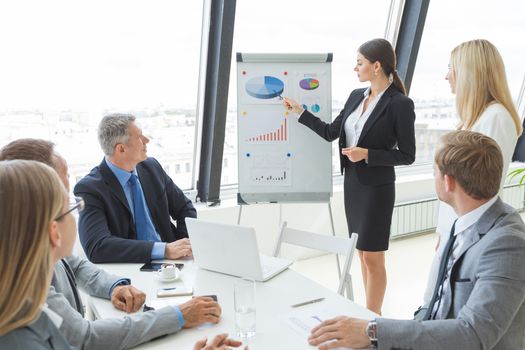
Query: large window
0 1 204 189
222 0 393 185
409 0 525 164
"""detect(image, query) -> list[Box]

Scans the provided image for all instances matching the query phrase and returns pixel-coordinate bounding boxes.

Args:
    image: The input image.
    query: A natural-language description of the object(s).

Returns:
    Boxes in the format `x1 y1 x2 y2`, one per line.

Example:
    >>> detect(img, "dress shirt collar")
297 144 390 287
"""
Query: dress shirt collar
362 83 391 100
105 157 138 188
454 196 498 236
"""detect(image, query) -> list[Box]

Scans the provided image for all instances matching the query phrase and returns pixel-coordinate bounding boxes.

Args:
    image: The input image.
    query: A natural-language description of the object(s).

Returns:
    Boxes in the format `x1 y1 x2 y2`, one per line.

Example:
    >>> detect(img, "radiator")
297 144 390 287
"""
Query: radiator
391 184 525 238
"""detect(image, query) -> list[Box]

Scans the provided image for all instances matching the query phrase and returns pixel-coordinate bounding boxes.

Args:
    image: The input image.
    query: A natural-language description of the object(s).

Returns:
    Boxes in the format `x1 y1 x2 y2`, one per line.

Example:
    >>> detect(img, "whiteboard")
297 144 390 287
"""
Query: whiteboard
237 53 332 204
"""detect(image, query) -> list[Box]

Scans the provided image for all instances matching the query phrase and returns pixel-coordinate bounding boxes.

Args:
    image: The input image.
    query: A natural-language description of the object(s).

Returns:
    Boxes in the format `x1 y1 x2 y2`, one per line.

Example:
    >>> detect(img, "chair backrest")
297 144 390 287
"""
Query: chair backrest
273 221 358 300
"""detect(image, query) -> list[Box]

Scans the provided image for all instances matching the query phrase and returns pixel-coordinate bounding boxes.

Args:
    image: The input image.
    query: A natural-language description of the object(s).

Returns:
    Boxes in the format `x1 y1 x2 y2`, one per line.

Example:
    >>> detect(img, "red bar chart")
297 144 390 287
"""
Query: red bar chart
247 118 287 142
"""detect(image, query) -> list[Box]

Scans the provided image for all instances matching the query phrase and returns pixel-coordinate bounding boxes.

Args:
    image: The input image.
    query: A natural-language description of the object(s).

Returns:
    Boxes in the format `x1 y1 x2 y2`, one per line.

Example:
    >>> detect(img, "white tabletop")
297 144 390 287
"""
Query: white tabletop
90 261 376 349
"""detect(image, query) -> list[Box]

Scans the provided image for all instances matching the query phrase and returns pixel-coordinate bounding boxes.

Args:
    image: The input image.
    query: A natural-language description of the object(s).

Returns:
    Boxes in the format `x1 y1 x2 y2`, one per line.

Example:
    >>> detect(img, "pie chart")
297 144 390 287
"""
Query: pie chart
245 76 284 99
299 78 319 90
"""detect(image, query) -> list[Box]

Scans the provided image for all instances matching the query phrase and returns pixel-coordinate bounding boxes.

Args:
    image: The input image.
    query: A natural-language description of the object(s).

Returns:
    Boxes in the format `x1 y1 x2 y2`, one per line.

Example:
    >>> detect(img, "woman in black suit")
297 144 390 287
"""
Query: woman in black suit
284 38 416 314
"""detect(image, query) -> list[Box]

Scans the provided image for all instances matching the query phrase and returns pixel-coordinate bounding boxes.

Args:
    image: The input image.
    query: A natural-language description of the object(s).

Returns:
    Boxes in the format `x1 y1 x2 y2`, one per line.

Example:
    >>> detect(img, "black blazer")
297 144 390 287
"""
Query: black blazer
74 157 197 263
299 84 416 186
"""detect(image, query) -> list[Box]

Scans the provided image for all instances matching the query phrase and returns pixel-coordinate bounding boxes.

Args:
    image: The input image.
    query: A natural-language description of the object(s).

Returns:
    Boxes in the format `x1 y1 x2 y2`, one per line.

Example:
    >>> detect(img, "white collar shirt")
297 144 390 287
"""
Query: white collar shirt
451 196 498 258
343 85 390 148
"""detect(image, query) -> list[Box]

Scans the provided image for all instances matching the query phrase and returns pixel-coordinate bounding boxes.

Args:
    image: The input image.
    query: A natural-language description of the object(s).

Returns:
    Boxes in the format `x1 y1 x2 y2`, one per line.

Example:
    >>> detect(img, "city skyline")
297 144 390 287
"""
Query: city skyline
0 0 523 189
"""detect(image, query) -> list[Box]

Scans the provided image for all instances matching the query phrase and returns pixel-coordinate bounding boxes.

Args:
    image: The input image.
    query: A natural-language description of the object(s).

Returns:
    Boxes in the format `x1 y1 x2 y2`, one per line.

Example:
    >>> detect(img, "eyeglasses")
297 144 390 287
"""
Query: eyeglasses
55 196 85 221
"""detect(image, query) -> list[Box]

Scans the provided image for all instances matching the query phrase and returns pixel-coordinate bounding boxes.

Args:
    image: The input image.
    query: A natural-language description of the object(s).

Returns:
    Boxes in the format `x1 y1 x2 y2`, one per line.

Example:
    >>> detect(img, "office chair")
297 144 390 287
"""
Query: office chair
273 221 358 300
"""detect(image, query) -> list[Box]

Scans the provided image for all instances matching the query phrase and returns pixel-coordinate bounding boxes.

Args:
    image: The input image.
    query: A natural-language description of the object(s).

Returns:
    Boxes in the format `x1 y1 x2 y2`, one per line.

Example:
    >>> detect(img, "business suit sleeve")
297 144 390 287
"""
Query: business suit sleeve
75 182 155 263
47 286 182 350
65 255 123 299
367 96 416 167
298 91 358 142
375 230 525 350
298 110 342 142
155 158 197 238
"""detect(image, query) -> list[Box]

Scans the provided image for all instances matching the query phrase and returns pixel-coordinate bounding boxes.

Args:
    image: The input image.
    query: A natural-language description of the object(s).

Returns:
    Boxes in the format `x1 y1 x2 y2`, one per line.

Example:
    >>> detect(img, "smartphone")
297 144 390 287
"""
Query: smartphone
140 262 184 272
156 286 193 298
194 295 218 302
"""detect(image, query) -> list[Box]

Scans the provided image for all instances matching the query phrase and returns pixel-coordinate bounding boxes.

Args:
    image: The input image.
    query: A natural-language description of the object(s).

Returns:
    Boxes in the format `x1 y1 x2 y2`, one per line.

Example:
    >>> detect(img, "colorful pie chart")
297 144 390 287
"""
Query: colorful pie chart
299 78 319 90
245 76 284 99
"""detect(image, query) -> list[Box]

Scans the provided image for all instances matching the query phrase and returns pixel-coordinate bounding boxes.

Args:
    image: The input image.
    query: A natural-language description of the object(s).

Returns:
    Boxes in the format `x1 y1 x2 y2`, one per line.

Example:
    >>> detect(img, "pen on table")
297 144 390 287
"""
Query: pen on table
291 297 325 308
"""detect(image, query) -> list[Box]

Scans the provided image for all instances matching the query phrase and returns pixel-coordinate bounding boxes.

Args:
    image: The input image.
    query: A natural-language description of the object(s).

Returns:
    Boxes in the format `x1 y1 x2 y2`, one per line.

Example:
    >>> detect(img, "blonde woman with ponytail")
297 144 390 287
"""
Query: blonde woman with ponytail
0 160 78 349
284 38 416 314
424 39 523 303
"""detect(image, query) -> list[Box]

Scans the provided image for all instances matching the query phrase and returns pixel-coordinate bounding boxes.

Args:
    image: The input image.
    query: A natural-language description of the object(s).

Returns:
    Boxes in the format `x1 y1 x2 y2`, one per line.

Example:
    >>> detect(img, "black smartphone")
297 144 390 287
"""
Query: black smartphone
194 294 218 302
139 262 184 271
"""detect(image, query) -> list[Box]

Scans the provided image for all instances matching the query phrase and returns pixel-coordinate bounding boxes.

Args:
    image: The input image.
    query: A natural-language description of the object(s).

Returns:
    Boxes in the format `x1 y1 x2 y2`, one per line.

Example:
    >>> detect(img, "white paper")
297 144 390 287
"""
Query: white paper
286 307 355 350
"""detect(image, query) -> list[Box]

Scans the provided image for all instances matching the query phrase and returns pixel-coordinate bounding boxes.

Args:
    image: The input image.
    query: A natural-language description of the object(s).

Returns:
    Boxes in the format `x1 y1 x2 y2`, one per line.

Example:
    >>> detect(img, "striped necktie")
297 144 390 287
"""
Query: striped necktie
423 220 457 320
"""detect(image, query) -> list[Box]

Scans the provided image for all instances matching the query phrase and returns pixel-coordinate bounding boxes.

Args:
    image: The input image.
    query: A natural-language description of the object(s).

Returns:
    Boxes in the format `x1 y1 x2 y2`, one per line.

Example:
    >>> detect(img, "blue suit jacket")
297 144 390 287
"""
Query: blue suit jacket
74 157 197 263
298 84 416 185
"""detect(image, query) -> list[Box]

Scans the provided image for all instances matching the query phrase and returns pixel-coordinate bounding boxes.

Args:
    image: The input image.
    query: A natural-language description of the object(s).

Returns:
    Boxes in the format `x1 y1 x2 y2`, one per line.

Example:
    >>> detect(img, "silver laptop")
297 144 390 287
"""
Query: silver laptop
186 218 292 282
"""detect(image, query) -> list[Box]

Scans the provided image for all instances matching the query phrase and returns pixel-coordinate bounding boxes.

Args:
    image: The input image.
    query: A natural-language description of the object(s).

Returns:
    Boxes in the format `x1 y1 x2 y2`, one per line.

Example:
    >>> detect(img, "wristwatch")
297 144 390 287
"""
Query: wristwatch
366 319 378 349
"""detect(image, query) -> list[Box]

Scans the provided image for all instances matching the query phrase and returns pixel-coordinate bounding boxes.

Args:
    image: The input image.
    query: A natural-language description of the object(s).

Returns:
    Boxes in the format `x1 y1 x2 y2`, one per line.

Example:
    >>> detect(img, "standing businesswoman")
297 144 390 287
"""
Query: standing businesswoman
424 39 523 302
284 38 416 314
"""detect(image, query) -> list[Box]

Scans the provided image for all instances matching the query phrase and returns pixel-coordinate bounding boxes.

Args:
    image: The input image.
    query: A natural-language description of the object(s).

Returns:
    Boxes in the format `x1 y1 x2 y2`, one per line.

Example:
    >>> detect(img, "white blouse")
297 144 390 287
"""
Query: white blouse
344 85 390 147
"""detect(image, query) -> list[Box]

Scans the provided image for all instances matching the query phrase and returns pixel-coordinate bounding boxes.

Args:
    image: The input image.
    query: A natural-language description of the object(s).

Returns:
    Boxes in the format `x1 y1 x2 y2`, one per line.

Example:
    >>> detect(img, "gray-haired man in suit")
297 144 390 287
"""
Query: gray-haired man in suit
308 130 525 350
0 139 222 350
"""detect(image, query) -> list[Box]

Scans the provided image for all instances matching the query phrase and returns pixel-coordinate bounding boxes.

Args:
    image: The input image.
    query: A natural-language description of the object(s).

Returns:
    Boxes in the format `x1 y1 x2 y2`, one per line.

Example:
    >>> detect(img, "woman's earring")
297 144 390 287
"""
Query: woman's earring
388 73 394 83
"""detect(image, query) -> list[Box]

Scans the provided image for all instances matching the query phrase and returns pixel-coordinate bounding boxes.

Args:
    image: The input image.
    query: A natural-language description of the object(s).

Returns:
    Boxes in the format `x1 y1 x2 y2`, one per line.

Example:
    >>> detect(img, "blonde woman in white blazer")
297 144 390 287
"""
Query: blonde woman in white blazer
423 39 523 303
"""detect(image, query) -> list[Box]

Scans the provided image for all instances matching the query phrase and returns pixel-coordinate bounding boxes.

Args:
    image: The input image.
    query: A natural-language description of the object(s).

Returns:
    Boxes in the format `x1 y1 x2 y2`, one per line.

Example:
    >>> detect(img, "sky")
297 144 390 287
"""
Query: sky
0 0 523 111
0 0 203 110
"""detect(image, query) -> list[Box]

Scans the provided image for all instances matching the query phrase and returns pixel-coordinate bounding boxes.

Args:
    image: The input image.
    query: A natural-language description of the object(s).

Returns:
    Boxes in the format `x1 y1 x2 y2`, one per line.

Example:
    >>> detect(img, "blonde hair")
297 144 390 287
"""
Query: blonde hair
435 130 503 200
0 160 65 335
451 39 522 135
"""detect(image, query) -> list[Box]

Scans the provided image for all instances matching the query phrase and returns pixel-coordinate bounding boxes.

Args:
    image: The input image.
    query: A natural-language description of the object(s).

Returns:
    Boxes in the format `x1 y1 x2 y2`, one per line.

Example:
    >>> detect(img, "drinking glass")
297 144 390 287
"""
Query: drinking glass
234 278 256 338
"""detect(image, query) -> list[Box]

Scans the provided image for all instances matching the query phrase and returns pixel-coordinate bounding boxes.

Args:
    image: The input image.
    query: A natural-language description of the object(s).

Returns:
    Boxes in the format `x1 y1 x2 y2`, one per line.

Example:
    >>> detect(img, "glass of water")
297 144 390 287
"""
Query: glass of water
234 278 256 338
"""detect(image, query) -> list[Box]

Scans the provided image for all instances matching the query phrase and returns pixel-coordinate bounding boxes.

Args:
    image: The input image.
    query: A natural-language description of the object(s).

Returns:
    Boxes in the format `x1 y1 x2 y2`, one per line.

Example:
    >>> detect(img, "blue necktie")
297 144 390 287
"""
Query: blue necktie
424 220 457 320
128 174 158 242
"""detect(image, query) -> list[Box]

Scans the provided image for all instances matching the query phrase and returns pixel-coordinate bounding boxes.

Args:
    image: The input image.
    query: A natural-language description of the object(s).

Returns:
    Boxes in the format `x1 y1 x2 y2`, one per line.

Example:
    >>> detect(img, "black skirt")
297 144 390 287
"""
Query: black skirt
344 166 394 252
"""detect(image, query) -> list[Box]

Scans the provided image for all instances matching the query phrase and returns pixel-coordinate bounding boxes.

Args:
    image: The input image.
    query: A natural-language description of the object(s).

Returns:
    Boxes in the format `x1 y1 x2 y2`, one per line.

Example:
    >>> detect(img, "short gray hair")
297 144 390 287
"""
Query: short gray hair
98 114 136 156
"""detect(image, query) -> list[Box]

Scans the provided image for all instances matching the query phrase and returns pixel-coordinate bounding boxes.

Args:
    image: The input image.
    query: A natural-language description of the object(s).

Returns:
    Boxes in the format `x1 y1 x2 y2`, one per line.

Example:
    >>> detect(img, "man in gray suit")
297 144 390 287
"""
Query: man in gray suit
0 139 222 350
308 130 525 350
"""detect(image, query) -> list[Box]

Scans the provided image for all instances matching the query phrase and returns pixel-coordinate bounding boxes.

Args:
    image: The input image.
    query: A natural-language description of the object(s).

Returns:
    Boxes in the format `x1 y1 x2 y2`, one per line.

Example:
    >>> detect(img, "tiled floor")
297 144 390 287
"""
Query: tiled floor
292 231 439 319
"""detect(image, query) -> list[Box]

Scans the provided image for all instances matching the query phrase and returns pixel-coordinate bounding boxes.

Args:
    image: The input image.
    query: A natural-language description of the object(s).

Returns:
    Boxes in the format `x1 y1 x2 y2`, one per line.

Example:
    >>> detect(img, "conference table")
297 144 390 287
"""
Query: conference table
90 260 376 349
